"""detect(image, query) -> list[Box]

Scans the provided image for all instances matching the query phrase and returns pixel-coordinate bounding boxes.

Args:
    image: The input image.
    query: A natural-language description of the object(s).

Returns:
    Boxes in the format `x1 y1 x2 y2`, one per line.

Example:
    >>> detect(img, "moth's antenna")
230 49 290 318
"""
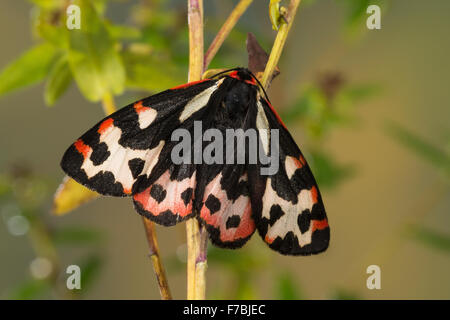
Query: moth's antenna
207 68 272 104
208 67 242 79
246 69 272 104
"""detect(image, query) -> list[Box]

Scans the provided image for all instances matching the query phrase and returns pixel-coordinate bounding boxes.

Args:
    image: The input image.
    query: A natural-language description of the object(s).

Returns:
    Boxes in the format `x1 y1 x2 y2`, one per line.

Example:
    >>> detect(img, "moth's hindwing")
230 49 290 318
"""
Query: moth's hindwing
196 164 255 248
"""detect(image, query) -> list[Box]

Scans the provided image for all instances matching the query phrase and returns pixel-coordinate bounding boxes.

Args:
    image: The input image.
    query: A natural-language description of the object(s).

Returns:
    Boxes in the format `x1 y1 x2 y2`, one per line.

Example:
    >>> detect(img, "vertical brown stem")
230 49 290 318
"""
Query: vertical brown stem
142 217 172 300
203 0 254 70
187 0 206 300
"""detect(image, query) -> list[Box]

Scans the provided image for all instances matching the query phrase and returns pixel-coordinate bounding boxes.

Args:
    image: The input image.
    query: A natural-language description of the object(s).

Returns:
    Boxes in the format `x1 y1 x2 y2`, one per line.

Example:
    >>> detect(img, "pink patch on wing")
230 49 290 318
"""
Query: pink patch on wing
133 171 195 218
200 173 255 243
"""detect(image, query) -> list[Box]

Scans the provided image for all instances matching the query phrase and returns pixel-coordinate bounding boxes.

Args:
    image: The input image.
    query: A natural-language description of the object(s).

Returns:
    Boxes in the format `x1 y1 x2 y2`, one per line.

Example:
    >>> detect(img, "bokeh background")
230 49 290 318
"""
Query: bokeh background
0 0 449 299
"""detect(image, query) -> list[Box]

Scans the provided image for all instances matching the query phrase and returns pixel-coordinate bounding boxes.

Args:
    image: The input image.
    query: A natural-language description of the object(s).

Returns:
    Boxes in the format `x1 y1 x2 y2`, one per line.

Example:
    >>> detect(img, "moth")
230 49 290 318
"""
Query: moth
61 68 329 255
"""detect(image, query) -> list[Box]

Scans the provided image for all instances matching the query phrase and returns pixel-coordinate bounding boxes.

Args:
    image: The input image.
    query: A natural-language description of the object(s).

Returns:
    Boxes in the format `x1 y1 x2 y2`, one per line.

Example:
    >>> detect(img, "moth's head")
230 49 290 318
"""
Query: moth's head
205 68 258 86
227 68 257 86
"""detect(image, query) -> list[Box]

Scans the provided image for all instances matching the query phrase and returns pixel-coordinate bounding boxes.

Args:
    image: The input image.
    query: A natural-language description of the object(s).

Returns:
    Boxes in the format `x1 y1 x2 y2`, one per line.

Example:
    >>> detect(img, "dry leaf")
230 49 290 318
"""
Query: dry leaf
53 176 100 215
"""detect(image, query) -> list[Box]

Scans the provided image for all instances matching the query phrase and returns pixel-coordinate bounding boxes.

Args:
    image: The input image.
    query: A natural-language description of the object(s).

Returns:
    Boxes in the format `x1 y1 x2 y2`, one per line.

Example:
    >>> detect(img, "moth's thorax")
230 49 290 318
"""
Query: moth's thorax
222 80 256 120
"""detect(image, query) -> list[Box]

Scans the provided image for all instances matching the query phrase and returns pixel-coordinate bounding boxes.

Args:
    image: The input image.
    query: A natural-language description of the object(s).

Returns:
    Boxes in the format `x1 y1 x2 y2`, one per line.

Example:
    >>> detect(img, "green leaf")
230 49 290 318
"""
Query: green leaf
0 43 58 97
79 254 103 291
107 24 142 41
66 0 125 102
7 279 51 300
407 225 450 253
52 226 102 246
309 150 355 189
29 0 61 10
331 288 360 300
45 54 72 106
386 122 450 177
122 48 185 93
275 272 303 300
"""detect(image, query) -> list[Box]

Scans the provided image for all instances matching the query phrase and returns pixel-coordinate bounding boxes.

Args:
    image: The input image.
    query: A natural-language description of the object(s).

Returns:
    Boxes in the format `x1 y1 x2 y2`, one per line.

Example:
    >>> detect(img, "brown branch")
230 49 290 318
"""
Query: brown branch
203 0 253 71
142 217 172 300
187 0 206 300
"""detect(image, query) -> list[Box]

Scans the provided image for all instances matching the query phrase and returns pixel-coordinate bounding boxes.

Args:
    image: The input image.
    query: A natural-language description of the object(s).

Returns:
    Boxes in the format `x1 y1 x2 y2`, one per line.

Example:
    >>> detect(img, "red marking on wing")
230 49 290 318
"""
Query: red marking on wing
310 186 318 204
293 155 306 169
228 71 257 85
134 101 151 114
98 118 114 135
264 99 287 130
133 171 194 218
74 139 91 159
170 79 209 90
312 219 329 232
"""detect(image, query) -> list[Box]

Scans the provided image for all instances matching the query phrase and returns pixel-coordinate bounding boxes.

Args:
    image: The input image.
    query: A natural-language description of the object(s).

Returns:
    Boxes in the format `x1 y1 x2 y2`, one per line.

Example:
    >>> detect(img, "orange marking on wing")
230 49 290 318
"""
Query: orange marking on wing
133 101 151 114
98 118 114 135
171 79 209 90
310 186 318 204
311 219 328 232
299 155 306 166
74 139 91 159
265 234 274 244
265 99 287 130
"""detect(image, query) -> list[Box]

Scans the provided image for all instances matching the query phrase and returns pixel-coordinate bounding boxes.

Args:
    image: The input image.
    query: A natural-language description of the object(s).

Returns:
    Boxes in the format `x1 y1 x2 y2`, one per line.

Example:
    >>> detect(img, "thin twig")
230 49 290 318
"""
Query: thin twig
203 0 253 71
194 225 208 299
101 93 172 300
261 0 302 90
142 217 172 300
187 0 206 300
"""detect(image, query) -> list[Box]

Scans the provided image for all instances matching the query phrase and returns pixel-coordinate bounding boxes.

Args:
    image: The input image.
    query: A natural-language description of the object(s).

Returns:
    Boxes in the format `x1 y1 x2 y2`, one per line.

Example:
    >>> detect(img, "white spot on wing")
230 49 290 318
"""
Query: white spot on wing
285 156 299 180
138 108 157 129
262 178 315 247
179 81 221 122
256 100 270 155
81 126 164 192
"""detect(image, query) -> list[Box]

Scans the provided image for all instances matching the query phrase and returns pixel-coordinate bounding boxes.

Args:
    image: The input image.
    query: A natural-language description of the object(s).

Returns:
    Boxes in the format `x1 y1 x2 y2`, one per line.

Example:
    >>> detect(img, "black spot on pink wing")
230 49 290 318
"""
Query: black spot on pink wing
181 187 193 206
226 215 241 229
205 195 221 214
150 184 166 203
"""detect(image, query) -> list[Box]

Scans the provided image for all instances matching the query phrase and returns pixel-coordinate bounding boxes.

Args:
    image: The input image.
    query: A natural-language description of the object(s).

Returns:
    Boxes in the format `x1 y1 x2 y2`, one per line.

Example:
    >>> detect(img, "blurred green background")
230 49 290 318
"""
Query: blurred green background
0 0 449 299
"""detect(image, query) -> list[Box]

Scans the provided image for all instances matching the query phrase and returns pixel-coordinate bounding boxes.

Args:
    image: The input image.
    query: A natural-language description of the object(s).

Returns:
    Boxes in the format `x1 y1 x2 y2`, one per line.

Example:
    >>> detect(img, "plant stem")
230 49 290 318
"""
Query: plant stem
195 225 208 299
203 0 253 71
142 217 172 300
101 93 172 300
261 0 302 89
187 0 206 300
101 92 117 115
